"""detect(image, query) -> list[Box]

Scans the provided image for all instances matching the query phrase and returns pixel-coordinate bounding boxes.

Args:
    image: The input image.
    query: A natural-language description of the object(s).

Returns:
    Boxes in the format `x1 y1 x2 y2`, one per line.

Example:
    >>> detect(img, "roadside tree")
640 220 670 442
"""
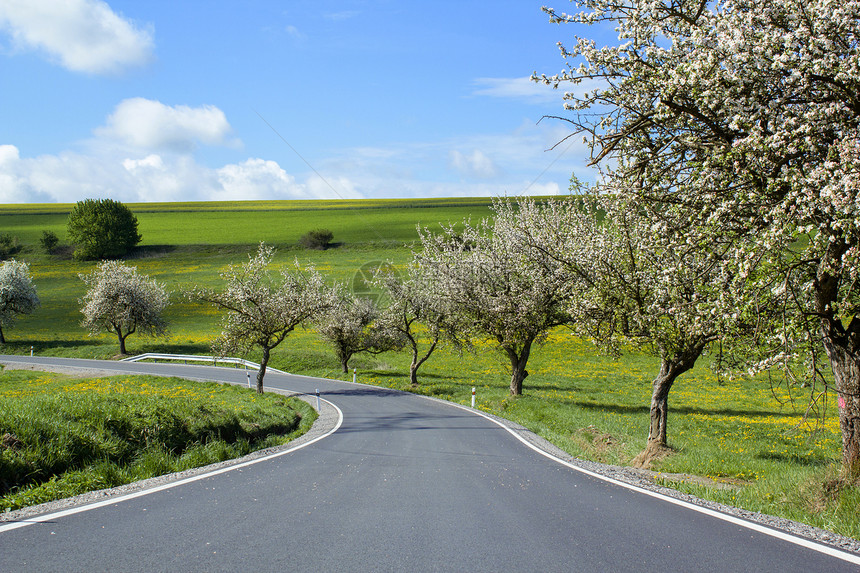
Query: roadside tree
67 199 141 260
40 231 59 255
79 260 169 355
499 194 755 463
0 260 40 343
536 0 860 477
375 261 464 386
191 244 336 393
417 216 571 396
316 288 402 373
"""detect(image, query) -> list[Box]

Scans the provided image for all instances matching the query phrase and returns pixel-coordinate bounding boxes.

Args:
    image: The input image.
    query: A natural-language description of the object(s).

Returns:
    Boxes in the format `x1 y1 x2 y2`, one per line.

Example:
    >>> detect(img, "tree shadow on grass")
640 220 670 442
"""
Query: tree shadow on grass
756 451 832 467
2 339 102 353
572 400 804 420
127 245 177 259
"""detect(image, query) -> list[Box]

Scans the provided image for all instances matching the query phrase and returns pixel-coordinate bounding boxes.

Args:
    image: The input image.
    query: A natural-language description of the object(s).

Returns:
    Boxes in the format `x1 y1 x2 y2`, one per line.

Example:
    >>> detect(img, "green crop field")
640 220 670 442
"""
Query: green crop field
0 197 494 247
0 197 856 540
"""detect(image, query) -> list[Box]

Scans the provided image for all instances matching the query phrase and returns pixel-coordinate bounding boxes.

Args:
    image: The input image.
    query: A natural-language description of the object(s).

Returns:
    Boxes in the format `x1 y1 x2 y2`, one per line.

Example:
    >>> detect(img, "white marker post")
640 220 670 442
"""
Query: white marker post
353 368 357 384
471 387 476 408
316 389 321 411
30 346 34 357
246 372 251 389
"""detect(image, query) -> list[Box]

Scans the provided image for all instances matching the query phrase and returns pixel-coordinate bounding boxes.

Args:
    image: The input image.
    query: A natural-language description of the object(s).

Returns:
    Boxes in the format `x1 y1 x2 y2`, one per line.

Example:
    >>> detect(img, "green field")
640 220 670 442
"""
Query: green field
0 197 856 540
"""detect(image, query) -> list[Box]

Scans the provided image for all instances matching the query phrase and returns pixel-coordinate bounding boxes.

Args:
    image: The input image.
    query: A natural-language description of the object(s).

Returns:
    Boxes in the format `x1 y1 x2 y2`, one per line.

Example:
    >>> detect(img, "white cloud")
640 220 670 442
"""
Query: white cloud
284 25 305 40
0 144 365 204
0 0 153 75
216 159 308 201
0 101 588 204
471 77 560 104
97 98 236 151
449 149 498 179
122 154 164 172
472 76 607 108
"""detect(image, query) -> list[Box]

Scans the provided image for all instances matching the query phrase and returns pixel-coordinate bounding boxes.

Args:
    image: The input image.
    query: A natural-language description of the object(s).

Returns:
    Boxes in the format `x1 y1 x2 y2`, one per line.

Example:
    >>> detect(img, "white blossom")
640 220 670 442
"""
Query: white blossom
190 244 336 393
0 259 39 343
539 0 860 474
79 260 168 355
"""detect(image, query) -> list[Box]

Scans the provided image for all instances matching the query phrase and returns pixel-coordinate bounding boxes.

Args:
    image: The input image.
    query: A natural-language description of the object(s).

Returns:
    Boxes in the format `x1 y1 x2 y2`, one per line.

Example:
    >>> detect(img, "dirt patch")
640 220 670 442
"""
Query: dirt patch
1 433 22 451
1 362 112 378
631 441 674 469
643 470 750 491
629 441 749 490
571 425 623 463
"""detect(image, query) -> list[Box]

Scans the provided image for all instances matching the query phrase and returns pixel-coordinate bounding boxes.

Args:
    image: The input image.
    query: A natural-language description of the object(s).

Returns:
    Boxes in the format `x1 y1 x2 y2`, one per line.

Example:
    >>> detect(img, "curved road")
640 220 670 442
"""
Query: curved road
0 356 857 572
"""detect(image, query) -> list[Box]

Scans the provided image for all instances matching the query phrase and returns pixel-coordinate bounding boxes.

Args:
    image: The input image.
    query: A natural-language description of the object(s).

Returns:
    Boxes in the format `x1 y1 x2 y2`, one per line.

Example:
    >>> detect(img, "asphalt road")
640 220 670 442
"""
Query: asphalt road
0 356 858 572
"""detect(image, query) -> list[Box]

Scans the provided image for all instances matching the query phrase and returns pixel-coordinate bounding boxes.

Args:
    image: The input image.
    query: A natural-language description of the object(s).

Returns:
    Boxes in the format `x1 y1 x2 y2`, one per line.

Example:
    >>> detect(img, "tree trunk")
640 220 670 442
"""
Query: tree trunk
0 325 5 344
646 345 705 448
506 342 532 396
409 338 420 386
256 346 270 394
816 245 860 478
821 318 860 479
336 344 352 374
118 332 127 355
647 363 677 447
409 336 437 387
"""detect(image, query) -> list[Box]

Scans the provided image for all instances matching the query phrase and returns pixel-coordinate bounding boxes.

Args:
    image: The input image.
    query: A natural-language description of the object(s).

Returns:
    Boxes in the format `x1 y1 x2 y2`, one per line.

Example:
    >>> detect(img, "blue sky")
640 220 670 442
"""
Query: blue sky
0 0 598 203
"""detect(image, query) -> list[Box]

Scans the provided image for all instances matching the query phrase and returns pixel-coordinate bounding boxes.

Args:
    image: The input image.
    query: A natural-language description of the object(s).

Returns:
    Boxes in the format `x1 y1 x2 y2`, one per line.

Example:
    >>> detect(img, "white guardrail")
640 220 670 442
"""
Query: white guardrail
119 353 287 375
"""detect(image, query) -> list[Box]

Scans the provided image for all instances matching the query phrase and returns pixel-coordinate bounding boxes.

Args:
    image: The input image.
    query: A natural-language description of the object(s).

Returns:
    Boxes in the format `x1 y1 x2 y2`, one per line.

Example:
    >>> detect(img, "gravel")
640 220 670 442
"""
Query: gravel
2 361 858 556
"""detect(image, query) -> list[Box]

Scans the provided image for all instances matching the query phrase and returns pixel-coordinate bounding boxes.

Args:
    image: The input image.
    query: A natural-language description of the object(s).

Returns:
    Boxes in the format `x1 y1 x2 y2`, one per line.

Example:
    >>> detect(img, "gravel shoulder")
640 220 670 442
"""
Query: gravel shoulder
2 360 858 556
0 360 340 525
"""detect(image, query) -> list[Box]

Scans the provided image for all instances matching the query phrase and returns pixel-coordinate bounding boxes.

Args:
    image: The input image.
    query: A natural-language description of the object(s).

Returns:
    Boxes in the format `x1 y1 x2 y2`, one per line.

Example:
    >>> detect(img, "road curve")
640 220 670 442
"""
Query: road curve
0 356 857 572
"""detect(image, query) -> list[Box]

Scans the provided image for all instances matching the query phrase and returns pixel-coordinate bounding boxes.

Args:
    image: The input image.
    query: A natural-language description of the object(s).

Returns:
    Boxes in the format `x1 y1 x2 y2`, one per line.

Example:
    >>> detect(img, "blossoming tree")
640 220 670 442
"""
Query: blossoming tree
498 194 758 463
315 287 404 373
191 244 336 393
417 215 571 396
536 0 860 476
374 261 465 387
0 259 40 343
79 260 169 355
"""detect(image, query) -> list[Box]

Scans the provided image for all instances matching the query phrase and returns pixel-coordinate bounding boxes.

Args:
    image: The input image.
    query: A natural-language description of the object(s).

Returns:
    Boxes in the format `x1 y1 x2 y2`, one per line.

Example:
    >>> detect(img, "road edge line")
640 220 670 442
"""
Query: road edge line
0 398 343 534
443 400 860 566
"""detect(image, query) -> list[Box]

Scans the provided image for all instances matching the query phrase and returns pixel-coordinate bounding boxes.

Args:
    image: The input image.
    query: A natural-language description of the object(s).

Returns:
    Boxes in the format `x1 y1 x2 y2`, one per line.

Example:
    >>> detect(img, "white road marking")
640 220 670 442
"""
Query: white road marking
449 401 860 566
0 398 344 534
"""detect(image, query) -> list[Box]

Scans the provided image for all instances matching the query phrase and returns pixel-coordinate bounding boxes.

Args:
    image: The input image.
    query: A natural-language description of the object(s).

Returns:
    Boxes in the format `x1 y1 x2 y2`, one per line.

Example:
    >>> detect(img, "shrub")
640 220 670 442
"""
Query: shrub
299 229 334 250
40 230 59 254
0 234 21 260
67 199 141 260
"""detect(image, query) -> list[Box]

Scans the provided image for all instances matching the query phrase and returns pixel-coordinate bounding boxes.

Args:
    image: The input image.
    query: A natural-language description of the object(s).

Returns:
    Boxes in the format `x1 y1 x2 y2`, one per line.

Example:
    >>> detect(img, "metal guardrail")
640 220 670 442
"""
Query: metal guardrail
120 353 287 374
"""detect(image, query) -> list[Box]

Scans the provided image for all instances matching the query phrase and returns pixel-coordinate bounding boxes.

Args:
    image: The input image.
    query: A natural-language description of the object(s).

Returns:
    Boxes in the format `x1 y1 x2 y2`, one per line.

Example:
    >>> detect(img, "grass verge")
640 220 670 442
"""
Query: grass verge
0 369 316 512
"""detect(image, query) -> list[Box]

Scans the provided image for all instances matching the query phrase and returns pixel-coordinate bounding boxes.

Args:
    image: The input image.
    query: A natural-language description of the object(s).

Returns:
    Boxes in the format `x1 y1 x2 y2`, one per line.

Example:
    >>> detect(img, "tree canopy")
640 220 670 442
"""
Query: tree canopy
67 198 142 260
418 213 571 395
537 0 860 476
191 244 336 393
0 259 39 343
79 260 169 355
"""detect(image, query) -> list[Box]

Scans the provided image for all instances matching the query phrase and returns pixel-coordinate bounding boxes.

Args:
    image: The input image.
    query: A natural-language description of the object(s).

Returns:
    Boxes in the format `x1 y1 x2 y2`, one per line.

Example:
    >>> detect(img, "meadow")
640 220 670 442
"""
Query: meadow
0 198 856 540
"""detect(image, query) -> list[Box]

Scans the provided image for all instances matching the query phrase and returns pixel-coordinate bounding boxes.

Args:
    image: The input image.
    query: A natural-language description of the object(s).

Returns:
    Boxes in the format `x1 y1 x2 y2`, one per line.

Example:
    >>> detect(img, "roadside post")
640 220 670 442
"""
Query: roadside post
316 389 321 411
471 387 476 408
353 368 357 384
246 372 251 388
